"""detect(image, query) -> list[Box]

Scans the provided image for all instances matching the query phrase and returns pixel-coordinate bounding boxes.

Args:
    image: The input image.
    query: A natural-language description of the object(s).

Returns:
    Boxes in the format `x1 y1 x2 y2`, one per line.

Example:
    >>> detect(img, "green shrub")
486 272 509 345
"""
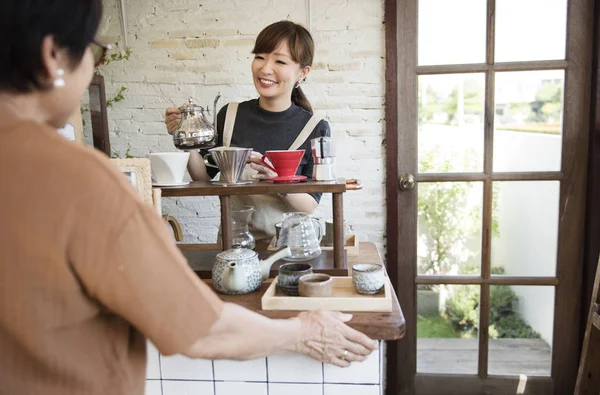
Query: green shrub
445 285 479 333
445 282 541 339
490 285 518 322
492 315 540 339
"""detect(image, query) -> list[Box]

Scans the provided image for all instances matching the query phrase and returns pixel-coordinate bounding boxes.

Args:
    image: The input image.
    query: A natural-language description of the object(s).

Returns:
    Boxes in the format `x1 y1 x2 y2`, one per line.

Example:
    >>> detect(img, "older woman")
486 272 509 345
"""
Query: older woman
0 1 376 395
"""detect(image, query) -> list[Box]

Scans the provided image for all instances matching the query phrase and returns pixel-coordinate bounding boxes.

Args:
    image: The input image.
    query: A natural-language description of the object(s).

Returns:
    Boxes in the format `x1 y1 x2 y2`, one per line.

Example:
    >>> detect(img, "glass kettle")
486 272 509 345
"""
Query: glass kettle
276 212 323 261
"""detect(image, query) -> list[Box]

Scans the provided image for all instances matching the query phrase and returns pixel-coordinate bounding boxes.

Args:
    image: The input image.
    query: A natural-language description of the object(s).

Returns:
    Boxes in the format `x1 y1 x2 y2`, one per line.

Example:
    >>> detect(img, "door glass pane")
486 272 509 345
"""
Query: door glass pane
488 286 554 376
417 182 483 276
494 70 564 172
417 284 480 374
419 74 485 173
496 0 567 62
418 0 486 66
491 181 559 277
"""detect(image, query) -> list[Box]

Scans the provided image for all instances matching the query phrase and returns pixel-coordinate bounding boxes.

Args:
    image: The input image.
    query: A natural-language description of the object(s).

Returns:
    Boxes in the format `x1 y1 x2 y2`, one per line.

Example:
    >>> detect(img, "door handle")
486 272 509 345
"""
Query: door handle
398 173 415 191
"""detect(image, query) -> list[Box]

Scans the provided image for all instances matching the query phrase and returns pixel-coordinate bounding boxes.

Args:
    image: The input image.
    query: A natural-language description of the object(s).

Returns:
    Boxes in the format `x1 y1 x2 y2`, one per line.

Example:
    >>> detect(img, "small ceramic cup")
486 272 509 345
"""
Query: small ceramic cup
352 263 385 295
277 263 313 296
298 273 333 297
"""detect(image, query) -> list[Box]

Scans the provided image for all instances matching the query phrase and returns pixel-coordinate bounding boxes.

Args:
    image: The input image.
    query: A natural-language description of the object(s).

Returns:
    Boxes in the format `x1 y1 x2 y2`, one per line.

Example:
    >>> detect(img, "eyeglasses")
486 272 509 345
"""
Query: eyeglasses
90 39 112 67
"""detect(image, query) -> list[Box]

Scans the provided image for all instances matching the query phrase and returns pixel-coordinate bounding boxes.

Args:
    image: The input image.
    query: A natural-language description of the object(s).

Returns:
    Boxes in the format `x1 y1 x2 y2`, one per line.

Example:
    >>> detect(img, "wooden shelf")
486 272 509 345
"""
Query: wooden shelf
160 179 347 197
179 245 349 279
162 179 349 268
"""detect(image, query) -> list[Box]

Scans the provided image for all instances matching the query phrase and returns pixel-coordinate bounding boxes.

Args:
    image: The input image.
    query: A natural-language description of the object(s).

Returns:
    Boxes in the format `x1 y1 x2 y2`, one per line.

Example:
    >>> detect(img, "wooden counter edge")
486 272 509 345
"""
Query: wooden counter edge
203 278 406 341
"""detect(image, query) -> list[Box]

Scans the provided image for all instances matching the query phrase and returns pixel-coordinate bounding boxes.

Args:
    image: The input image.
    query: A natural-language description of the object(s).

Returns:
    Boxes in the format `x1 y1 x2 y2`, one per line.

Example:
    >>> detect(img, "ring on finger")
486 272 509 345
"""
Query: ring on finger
340 350 348 361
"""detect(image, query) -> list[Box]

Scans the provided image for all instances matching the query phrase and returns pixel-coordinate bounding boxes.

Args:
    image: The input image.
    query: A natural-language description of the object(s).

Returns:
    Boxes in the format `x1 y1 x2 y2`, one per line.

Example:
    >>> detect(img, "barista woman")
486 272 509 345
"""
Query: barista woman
165 20 330 242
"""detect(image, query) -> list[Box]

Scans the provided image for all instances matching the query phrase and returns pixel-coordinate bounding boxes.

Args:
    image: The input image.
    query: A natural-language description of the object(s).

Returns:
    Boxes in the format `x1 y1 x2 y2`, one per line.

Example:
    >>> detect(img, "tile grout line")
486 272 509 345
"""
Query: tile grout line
265 357 270 395
322 362 325 395
158 352 164 395
212 359 216 395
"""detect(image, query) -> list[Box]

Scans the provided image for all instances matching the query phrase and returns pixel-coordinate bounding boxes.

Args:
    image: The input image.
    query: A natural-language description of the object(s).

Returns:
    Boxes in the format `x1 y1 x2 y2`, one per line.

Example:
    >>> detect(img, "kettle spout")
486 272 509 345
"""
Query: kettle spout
213 92 221 131
222 261 246 293
260 247 292 281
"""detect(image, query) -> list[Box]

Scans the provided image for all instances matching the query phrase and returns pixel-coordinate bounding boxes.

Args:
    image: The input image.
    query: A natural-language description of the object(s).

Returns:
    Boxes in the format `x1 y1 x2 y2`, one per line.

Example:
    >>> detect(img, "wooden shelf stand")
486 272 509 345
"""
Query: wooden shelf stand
161 179 348 269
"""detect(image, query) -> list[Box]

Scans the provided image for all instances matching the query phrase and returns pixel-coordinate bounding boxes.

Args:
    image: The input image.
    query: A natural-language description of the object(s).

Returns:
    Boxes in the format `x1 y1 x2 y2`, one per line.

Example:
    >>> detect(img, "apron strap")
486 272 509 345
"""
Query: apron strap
288 114 322 150
223 102 239 147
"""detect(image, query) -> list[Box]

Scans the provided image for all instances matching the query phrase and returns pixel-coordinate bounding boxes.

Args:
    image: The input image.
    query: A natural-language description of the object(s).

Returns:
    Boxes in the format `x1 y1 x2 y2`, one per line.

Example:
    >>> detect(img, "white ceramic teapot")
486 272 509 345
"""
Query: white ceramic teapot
212 246 292 295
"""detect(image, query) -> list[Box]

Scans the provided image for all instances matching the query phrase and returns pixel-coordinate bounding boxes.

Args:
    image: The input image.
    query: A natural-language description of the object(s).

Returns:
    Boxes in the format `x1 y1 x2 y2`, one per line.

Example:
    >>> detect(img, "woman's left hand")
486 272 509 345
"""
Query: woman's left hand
247 151 278 180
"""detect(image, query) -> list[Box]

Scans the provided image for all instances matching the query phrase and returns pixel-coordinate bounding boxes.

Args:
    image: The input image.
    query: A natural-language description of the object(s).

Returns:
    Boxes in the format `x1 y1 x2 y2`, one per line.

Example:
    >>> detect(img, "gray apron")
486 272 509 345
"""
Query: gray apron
221 102 322 241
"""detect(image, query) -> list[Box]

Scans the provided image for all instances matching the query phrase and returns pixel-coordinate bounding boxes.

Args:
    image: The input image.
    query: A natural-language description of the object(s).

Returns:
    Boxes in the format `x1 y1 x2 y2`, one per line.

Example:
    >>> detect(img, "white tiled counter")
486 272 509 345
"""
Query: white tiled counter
145 341 384 395
144 242 403 395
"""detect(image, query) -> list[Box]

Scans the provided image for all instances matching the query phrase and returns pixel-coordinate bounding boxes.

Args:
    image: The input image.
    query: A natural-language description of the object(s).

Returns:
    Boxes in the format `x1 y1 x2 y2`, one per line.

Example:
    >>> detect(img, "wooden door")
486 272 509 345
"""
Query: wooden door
384 0 594 394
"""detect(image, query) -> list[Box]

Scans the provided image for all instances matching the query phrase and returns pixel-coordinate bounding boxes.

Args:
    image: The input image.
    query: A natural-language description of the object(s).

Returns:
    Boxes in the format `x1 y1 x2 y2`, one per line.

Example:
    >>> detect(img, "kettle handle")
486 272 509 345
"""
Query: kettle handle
311 218 323 243
203 152 220 169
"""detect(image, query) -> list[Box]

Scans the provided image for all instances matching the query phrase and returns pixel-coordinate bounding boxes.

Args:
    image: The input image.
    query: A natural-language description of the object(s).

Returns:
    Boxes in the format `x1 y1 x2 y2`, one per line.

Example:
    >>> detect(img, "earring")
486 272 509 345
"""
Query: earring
53 68 65 88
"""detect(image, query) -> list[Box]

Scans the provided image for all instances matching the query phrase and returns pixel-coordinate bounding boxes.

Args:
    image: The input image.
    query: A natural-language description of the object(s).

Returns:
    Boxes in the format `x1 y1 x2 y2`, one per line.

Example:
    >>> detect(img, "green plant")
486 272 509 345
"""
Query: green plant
106 86 127 107
82 47 132 128
490 285 518 323
417 149 486 276
444 281 541 339
93 47 132 108
445 285 479 334
418 314 461 338
99 47 132 68
111 147 134 159
491 315 540 339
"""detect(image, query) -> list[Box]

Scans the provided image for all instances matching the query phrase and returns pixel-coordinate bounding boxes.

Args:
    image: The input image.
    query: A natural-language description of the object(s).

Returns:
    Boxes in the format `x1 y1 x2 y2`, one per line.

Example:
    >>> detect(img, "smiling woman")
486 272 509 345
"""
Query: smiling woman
164 20 332 242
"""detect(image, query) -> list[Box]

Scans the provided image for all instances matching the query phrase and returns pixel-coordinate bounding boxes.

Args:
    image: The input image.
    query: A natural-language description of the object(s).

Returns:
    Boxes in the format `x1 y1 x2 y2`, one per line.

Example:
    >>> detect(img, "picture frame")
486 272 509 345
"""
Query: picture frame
110 158 153 207
88 74 111 156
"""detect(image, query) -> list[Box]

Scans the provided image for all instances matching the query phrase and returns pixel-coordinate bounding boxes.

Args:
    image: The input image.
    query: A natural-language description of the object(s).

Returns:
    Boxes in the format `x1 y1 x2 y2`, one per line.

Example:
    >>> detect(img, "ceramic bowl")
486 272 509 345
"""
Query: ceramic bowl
352 263 385 295
298 273 333 297
277 263 313 296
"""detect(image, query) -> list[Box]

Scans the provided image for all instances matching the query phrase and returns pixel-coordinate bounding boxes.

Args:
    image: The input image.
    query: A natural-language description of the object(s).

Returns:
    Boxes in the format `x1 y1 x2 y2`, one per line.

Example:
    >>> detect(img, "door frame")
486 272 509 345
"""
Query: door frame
582 2 600 342
384 1 594 394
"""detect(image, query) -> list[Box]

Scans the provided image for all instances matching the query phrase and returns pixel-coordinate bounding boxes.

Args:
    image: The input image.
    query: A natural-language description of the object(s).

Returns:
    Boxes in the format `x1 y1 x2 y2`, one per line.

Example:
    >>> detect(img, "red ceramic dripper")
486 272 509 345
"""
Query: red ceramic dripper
260 150 304 177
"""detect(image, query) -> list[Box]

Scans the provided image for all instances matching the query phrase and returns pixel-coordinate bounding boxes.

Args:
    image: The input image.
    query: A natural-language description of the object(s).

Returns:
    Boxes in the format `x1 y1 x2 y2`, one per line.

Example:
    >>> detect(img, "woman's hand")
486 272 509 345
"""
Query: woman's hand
165 107 182 134
248 151 278 180
293 311 378 367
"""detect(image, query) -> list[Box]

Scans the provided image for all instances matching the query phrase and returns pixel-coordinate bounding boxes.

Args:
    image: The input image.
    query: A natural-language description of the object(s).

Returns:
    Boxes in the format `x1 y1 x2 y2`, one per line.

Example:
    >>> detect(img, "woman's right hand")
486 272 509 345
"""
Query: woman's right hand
293 311 378 367
165 107 182 135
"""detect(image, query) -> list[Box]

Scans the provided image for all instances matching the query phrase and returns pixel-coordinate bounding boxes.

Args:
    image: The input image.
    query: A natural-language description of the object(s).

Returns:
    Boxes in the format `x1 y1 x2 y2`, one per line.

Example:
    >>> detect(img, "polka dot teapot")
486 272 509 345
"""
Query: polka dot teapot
212 246 292 295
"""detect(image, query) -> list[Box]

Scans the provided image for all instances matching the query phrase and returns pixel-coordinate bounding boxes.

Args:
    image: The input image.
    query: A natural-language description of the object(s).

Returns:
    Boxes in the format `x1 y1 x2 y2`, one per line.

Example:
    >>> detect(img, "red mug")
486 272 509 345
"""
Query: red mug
261 150 304 177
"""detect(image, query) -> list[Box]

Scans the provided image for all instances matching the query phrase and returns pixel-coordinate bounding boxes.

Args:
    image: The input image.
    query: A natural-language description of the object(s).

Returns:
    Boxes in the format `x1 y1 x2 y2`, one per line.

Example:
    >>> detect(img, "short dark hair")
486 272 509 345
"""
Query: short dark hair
0 0 103 93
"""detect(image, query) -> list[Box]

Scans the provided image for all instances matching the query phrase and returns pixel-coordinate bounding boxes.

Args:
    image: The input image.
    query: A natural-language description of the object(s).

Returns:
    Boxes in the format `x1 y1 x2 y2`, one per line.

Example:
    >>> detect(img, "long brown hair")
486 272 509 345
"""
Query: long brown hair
252 20 314 113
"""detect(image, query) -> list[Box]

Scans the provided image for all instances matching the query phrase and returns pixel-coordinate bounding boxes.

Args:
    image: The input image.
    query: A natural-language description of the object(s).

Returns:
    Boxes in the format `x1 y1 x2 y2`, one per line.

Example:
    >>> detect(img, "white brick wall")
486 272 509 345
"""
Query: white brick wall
94 0 387 254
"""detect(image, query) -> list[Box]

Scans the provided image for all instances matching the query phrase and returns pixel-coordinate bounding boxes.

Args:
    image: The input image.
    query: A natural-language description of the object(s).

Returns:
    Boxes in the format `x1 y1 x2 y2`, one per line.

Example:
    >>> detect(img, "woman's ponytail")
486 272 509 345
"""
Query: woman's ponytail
292 85 313 113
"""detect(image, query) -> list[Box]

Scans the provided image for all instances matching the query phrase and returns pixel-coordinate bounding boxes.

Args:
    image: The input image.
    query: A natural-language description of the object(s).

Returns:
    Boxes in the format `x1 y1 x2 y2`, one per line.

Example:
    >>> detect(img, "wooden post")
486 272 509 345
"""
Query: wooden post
332 192 344 269
219 195 232 250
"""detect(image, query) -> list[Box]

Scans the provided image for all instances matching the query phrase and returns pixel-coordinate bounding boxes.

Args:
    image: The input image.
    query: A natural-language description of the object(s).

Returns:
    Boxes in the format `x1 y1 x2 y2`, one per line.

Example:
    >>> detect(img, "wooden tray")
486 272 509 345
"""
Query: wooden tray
261 276 392 312
267 234 360 256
